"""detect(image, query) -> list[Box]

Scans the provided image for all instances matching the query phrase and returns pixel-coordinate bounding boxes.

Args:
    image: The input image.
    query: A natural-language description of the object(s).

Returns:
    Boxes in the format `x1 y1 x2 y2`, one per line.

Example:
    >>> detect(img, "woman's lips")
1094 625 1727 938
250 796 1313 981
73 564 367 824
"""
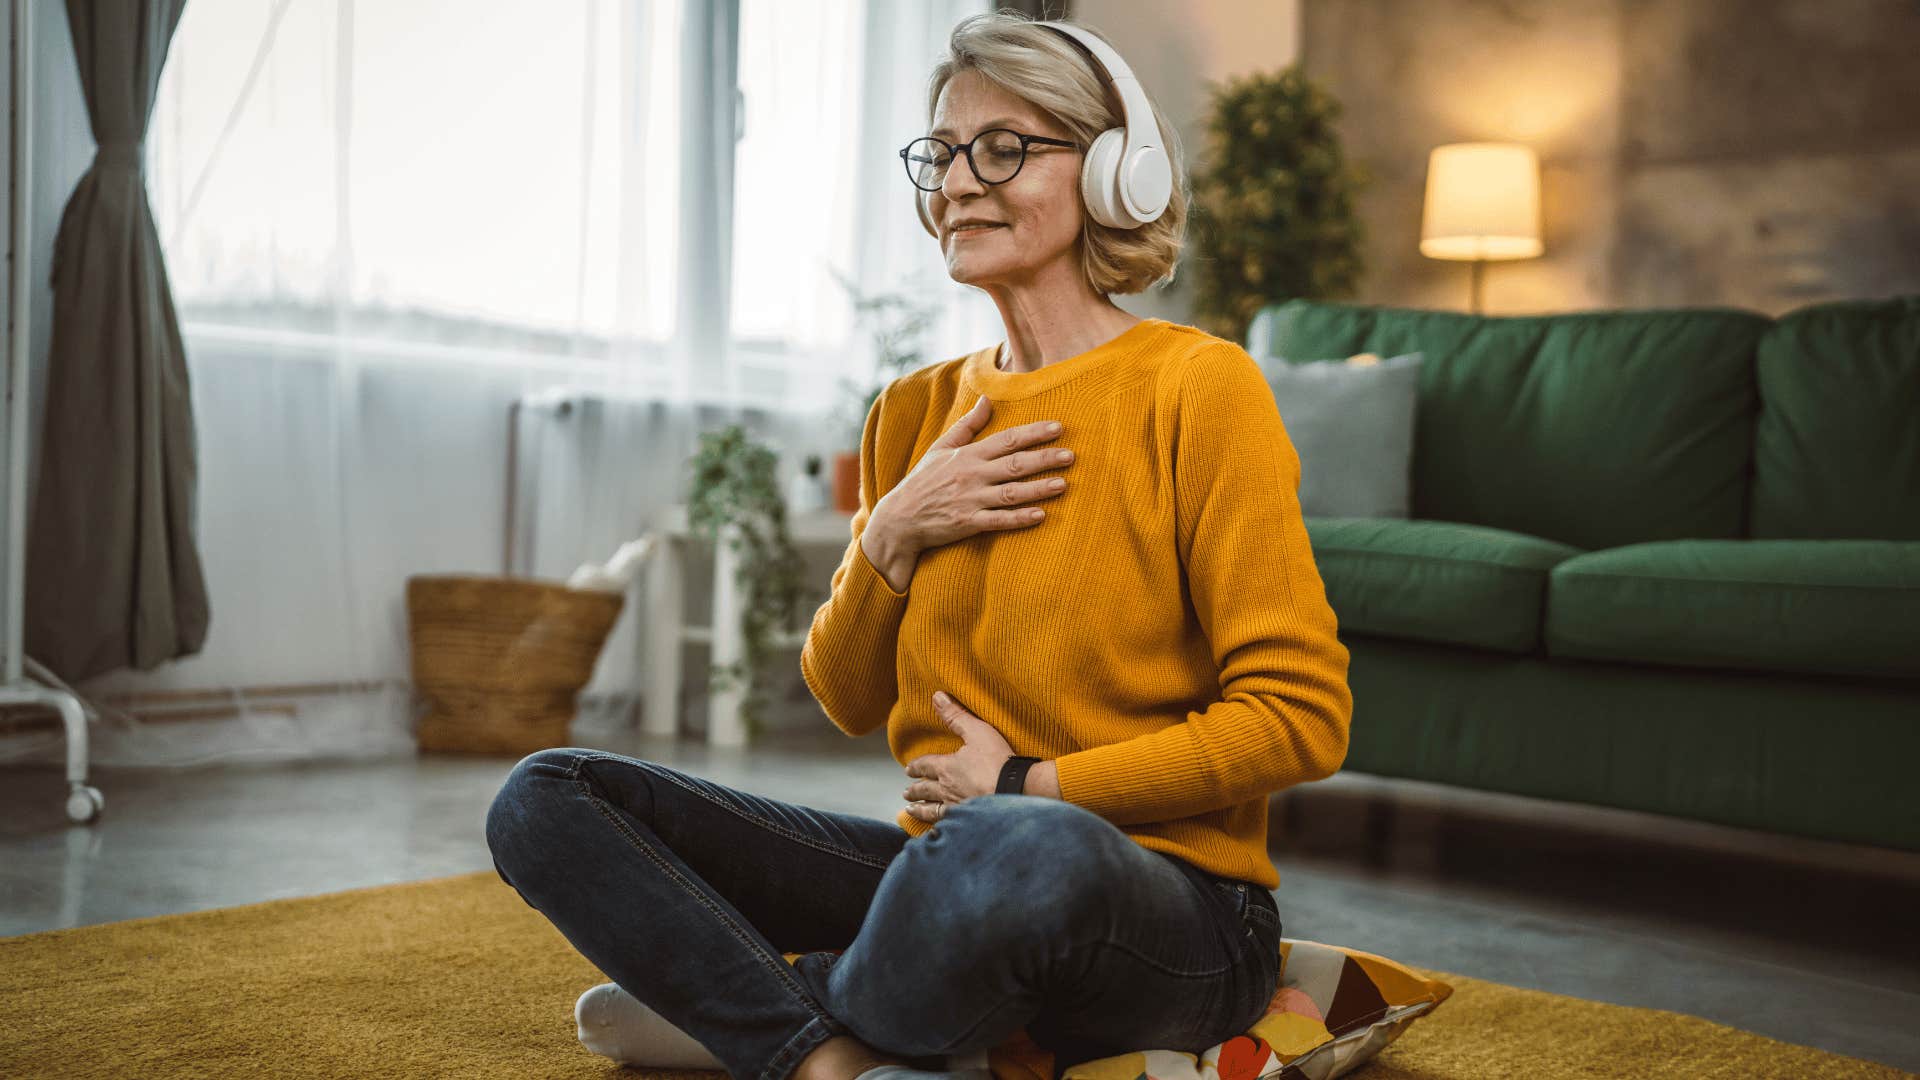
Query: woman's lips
951 225 1006 240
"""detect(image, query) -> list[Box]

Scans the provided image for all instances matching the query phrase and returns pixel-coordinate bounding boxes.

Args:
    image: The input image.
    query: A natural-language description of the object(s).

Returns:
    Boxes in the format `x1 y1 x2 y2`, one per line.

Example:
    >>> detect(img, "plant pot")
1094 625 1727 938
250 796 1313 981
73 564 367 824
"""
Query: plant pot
832 450 861 513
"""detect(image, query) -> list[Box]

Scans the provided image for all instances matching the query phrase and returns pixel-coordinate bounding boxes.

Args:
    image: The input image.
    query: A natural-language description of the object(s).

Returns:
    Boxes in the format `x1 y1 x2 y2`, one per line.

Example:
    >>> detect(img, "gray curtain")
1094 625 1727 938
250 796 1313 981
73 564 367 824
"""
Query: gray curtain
26 0 208 682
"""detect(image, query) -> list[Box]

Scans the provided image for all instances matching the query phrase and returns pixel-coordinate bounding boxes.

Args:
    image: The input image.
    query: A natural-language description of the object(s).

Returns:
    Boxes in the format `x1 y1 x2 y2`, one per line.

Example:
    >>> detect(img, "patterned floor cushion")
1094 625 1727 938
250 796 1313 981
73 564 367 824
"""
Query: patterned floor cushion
782 937 1453 1080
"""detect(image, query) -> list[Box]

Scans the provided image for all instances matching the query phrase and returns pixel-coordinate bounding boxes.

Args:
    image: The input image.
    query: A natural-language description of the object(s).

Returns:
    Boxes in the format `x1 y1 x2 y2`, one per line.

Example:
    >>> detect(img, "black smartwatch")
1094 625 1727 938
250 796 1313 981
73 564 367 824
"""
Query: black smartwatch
996 755 1043 795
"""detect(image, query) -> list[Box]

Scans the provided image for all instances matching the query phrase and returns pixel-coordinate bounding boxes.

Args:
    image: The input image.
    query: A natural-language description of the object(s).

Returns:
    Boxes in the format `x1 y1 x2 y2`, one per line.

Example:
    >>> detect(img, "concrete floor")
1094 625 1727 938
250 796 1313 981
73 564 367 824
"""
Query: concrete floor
4 724 1917 1074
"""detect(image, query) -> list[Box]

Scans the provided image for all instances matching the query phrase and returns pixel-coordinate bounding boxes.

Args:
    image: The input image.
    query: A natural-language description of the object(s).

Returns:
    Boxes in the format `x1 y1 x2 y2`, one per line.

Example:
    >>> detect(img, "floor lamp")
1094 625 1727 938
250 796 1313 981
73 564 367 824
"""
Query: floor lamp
1419 142 1543 314
3 0 106 824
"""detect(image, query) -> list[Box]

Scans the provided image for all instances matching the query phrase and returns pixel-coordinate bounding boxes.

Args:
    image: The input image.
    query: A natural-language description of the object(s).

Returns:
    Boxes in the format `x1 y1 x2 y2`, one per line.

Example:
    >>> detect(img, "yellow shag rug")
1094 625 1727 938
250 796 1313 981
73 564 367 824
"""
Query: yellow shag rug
0 871 1905 1079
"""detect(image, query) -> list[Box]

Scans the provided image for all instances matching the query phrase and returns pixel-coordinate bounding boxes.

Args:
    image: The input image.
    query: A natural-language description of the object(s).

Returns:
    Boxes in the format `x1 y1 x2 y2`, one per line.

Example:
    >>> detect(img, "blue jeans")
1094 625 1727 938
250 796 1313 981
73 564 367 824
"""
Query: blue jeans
484 748 1283 1080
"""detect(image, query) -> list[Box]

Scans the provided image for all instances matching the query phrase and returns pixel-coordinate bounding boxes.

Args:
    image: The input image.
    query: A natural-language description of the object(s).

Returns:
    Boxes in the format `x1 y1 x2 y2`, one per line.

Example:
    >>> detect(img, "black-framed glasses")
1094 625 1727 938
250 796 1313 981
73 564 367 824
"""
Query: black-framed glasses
899 128 1080 192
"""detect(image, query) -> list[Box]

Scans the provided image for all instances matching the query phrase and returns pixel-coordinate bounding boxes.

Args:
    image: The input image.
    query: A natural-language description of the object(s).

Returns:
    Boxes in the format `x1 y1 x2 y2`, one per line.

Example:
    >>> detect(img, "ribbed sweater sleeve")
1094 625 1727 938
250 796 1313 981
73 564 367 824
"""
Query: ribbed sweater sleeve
1051 344 1354 824
800 384 910 738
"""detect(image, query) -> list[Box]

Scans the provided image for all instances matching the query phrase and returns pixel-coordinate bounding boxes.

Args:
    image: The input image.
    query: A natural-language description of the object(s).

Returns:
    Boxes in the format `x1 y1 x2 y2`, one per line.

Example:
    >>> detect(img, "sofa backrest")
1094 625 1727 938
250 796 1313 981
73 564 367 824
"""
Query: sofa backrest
1751 296 1920 541
1246 299 1769 551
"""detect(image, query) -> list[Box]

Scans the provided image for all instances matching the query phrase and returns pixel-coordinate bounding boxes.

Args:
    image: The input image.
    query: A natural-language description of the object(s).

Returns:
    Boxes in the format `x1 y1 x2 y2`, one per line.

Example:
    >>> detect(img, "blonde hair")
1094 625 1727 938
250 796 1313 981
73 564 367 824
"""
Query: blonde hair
924 11 1189 296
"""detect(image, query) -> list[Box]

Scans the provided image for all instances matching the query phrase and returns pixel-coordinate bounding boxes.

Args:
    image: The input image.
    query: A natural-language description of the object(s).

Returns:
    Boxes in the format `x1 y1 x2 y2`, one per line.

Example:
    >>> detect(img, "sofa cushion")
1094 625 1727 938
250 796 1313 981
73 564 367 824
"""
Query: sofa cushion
1751 296 1920 541
1306 517 1584 654
1545 540 1920 679
1250 300 1767 551
1261 351 1423 518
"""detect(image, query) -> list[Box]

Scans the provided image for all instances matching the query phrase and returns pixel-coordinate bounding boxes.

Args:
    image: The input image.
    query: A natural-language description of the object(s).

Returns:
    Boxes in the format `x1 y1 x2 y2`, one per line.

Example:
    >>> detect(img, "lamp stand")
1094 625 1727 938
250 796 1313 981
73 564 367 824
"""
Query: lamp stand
1468 258 1485 315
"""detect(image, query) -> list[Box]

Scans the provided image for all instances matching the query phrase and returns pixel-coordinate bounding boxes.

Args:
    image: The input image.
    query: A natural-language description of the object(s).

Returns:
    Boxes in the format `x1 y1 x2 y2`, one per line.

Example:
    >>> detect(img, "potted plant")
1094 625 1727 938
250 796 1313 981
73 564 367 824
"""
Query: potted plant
686 425 814 741
1188 66 1369 343
826 268 944 512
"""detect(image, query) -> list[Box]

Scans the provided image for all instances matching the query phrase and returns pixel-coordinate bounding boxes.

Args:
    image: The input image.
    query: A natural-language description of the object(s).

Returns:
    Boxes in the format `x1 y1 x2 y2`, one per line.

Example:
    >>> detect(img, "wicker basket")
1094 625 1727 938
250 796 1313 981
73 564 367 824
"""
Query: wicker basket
406 574 625 755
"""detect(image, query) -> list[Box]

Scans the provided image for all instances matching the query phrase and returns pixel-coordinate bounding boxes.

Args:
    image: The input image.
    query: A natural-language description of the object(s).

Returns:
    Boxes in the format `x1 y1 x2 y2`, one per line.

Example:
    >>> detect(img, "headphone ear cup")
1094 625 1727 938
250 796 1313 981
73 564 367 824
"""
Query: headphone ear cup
1080 127 1130 230
1120 143 1173 223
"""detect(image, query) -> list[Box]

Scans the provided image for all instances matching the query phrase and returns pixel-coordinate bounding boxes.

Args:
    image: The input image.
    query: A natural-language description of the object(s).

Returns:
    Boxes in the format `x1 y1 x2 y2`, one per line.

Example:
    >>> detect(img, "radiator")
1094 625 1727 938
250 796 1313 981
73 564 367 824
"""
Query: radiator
502 386 831 736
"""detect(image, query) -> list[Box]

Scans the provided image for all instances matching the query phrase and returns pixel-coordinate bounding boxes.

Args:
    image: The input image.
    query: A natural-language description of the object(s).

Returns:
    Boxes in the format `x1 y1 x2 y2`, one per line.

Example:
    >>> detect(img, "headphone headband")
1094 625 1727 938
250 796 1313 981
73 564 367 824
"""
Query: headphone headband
1034 21 1151 158
1035 20 1172 228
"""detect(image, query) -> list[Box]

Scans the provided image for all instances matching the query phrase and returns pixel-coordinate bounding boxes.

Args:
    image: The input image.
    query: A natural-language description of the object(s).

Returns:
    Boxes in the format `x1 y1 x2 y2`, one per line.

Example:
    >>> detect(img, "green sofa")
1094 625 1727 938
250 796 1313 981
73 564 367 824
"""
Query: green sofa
1245 296 1920 851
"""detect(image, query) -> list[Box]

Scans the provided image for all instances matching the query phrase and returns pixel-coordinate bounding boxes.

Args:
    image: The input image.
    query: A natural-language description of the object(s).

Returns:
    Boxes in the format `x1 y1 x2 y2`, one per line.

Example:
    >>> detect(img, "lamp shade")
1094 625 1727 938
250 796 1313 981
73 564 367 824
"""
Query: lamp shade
1420 142 1542 261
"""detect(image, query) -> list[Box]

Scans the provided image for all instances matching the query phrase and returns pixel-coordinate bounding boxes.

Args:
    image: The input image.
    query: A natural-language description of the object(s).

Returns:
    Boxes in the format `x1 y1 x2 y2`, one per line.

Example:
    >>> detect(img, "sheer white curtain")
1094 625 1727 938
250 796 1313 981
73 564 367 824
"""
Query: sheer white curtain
0 0 994 767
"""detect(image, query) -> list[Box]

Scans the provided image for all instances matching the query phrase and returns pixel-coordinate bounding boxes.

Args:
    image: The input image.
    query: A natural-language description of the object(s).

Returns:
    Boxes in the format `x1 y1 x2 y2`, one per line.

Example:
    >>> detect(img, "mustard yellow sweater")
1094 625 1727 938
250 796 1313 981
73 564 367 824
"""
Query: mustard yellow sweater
800 317 1353 889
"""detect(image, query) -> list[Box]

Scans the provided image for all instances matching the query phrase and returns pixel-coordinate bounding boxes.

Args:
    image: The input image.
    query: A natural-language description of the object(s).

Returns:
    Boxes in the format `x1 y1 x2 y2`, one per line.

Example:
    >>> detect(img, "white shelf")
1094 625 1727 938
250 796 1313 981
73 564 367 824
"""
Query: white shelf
644 502 853 745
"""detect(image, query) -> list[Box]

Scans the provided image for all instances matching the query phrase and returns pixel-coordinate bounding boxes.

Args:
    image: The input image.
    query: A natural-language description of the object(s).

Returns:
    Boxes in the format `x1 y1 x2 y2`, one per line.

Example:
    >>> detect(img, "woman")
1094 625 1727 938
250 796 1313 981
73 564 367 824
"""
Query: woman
485 13 1352 1080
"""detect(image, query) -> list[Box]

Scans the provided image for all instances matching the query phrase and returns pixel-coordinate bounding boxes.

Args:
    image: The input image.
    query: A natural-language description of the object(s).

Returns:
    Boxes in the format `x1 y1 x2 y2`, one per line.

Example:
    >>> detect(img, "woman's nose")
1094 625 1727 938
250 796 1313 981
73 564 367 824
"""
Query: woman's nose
940 150 987 206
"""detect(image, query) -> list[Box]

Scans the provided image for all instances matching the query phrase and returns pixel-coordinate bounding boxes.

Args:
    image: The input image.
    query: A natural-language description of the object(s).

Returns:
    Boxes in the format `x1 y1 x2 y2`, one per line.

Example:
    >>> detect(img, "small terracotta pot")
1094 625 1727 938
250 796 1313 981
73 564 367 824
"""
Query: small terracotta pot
832 451 861 513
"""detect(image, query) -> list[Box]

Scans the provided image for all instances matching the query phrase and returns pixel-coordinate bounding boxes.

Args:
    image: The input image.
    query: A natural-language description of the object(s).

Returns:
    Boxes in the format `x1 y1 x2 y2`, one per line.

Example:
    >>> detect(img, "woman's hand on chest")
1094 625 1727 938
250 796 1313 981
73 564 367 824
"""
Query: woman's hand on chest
877 396 1076 560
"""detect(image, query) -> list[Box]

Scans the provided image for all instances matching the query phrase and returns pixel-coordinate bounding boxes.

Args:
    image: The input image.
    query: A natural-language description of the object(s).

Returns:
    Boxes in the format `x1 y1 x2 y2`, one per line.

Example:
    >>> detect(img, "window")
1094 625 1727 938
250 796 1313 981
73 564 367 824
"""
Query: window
147 0 968 410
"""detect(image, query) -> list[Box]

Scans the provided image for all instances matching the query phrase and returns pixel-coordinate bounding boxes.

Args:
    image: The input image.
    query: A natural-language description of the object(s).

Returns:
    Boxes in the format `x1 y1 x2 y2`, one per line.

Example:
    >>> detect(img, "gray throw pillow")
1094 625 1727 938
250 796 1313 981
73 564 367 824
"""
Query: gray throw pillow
1261 351 1422 518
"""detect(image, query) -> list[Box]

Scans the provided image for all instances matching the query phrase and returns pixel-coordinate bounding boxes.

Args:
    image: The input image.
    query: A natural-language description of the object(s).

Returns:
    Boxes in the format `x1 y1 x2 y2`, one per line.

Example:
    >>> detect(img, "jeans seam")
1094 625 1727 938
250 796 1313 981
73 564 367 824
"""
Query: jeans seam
924 984 1039 1058
1029 936 1244 1061
592 753 898 872
566 760 850 1045
1213 881 1270 943
761 1014 846 1080
1082 932 1238 980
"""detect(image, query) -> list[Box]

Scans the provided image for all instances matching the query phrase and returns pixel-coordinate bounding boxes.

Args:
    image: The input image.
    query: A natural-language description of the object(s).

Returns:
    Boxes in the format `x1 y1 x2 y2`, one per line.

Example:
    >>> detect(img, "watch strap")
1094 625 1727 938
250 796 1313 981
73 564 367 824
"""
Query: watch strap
996 755 1043 795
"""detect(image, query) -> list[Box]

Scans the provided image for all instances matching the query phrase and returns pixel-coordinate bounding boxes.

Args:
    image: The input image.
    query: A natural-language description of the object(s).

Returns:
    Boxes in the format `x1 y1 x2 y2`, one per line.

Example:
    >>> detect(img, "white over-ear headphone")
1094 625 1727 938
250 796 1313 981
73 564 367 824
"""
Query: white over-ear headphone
916 20 1173 237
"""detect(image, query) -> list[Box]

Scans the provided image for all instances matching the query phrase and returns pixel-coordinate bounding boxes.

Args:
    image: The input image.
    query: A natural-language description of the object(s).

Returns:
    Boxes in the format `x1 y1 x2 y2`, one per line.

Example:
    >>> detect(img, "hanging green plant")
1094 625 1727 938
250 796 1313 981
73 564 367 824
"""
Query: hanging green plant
1189 66 1369 342
686 425 811 741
